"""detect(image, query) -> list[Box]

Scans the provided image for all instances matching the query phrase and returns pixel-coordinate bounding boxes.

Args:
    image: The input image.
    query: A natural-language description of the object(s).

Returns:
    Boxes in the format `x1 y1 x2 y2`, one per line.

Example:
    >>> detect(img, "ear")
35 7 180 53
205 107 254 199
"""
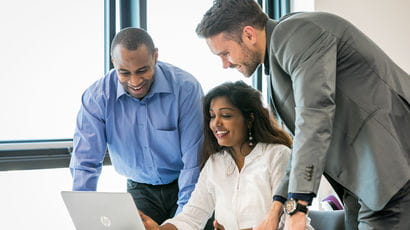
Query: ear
111 58 117 69
153 48 159 64
242 26 257 45
111 45 120 68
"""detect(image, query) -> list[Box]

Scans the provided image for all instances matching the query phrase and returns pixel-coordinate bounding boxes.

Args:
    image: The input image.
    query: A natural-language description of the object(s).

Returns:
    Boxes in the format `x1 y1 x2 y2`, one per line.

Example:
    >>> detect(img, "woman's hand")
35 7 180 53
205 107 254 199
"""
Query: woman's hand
139 211 177 230
139 210 160 230
213 220 225 230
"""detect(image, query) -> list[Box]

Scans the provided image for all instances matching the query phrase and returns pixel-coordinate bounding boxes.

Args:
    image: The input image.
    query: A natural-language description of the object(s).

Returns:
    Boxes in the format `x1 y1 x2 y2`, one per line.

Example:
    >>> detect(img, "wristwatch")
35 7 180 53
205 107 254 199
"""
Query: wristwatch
283 198 308 215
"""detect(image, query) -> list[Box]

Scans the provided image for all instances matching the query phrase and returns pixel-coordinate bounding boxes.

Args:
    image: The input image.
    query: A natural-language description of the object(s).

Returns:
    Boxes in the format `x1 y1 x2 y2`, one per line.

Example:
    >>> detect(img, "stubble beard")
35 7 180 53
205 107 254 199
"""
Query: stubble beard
241 45 261 78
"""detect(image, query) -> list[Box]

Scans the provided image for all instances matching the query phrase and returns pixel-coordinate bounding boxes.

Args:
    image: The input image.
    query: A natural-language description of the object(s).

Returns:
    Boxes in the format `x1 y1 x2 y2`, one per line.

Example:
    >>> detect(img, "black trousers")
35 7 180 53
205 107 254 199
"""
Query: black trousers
127 179 179 224
127 179 214 229
326 175 410 230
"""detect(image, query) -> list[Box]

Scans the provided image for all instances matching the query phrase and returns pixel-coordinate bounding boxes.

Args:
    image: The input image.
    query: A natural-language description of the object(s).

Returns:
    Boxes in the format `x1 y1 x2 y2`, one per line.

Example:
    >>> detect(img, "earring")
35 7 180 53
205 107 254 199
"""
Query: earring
248 128 254 146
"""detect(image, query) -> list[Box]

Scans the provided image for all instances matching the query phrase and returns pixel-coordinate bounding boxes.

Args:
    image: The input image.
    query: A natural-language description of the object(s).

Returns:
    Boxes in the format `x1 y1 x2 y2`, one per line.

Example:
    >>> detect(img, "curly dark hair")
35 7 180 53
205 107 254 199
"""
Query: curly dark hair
201 81 292 167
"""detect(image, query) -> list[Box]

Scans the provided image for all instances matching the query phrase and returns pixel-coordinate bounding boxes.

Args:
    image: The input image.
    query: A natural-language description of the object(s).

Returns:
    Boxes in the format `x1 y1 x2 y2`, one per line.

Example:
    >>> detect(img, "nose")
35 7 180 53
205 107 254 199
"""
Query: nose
213 116 222 127
128 74 141 86
221 57 232 69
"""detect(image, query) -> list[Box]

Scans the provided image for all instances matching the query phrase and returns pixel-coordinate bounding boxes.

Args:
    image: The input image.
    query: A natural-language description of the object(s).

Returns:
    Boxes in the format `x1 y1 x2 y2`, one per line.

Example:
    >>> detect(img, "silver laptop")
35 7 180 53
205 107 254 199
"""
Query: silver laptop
61 191 145 230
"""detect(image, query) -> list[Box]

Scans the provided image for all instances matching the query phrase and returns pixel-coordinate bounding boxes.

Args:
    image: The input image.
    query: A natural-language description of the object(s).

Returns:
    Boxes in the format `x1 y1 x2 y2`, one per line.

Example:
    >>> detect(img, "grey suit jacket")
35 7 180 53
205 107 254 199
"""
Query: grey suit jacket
266 12 410 210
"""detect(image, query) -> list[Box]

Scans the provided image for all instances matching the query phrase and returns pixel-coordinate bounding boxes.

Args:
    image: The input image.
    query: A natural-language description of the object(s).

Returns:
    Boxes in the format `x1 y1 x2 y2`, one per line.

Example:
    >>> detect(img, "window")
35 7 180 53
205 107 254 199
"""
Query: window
0 1 125 229
0 0 104 141
147 0 251 94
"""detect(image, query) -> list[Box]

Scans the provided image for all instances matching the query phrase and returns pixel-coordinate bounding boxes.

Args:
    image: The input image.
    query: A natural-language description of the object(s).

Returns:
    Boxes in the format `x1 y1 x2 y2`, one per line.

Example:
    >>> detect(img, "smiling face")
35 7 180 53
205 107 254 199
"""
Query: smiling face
209 96 250 152
206 32 261 78
112 44 158 99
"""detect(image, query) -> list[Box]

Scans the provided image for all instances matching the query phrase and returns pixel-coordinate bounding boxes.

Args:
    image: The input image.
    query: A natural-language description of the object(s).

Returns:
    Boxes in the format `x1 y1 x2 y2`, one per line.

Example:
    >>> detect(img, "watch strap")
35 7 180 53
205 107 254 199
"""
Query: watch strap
284 198 308 215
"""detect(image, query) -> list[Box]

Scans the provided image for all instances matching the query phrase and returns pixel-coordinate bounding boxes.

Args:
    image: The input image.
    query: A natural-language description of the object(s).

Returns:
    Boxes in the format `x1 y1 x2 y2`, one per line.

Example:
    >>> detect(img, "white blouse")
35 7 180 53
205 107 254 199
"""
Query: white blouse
164 143 299 230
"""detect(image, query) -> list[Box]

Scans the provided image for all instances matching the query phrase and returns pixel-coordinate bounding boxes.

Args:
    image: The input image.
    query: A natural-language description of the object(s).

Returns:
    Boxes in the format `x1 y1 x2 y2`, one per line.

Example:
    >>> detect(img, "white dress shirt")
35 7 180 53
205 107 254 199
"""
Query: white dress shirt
164 142 295 230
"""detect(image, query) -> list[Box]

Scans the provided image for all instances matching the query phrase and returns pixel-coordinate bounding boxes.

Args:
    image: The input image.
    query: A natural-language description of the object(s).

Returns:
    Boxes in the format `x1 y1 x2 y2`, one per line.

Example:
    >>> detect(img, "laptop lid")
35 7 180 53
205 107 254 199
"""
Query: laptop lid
61 191 145 230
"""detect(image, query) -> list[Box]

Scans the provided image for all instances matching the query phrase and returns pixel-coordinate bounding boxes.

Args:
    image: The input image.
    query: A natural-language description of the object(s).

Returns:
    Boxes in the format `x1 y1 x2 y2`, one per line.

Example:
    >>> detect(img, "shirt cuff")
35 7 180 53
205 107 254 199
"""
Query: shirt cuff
175 205 184 215
273 195 287 204
288 193 315 205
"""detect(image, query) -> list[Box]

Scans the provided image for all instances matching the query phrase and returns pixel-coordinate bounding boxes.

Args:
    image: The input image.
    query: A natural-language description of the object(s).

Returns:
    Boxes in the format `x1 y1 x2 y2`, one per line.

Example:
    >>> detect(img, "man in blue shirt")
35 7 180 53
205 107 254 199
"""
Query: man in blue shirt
70 27 204 224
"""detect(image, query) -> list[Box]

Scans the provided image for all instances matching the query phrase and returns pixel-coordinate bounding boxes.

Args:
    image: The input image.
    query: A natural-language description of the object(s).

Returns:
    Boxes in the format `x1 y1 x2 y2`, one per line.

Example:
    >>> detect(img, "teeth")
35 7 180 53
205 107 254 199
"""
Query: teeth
130 85 143 90
216 130 228 135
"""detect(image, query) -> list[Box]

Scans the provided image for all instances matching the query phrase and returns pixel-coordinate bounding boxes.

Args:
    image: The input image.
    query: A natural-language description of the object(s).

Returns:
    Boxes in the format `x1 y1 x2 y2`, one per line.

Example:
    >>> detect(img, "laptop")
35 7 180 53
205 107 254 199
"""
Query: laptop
61 191 145 230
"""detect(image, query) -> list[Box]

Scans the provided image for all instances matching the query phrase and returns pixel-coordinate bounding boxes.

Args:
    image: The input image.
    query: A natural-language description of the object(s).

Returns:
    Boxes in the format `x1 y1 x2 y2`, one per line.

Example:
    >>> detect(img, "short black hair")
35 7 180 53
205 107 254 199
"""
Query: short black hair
110 27 156 58
196 0 268 42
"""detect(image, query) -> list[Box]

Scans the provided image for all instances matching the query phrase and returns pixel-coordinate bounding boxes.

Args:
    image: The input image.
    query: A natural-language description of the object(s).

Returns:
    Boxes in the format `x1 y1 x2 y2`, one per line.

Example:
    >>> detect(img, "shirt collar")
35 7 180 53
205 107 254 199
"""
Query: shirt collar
264 19 278 75
244 142 264 162
222 142 264 164
116 62 172 100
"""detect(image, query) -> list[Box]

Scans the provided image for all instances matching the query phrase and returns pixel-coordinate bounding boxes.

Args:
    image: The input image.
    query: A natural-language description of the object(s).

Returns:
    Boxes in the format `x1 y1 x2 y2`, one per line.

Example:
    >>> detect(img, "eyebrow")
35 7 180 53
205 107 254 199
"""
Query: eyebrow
210 107 235 112
216 50 228 56
118 66 149 72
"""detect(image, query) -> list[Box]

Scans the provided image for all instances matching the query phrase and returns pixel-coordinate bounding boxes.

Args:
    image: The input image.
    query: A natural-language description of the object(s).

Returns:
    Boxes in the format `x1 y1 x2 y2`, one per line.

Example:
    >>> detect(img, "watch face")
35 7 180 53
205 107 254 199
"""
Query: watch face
285 199 297 214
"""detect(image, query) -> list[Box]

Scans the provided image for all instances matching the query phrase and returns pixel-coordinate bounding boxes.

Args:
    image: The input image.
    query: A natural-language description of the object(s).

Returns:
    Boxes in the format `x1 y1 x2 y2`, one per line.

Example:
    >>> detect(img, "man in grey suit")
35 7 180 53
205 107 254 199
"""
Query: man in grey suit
196 0 410 229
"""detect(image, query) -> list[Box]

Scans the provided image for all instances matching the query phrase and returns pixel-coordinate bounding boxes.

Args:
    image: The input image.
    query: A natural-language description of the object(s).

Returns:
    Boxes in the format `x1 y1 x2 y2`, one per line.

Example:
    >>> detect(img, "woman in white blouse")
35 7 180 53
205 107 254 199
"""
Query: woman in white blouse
142 81 311 230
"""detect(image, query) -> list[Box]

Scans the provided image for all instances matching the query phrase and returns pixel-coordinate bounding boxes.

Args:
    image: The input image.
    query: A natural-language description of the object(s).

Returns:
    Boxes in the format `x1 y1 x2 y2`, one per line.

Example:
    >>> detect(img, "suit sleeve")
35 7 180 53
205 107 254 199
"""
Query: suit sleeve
272 18 337 195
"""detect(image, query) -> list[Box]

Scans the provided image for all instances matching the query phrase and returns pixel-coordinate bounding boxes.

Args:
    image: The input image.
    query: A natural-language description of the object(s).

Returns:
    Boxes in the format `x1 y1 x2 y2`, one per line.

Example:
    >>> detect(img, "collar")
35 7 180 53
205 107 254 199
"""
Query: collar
264 19 278 75
116 62 172 101
222 142 264 165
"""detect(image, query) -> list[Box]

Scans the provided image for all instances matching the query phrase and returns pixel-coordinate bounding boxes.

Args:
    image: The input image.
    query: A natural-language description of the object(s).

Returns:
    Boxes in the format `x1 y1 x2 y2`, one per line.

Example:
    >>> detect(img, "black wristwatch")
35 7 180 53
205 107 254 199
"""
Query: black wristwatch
283 198 308 215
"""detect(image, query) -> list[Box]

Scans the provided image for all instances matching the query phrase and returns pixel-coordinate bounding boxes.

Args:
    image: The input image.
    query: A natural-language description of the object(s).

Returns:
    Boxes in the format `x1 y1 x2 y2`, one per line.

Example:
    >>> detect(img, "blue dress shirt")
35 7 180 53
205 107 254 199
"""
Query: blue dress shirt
70 61 204 213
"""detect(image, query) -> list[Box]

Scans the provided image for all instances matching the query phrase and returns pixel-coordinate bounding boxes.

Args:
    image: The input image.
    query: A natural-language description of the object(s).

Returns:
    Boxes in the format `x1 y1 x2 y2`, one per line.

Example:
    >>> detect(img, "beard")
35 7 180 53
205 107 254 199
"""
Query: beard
239 43 261 77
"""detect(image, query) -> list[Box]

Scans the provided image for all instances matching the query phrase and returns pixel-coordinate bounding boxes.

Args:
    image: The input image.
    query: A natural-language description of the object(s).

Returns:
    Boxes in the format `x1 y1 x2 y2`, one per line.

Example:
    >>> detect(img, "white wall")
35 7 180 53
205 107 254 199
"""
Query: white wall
315 0 410 73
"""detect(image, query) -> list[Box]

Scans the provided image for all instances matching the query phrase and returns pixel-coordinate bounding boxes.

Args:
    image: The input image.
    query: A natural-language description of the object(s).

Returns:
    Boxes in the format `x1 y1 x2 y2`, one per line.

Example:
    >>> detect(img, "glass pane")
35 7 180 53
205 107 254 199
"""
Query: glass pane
291 0 315 12
147 0 251 94
0 0 104 141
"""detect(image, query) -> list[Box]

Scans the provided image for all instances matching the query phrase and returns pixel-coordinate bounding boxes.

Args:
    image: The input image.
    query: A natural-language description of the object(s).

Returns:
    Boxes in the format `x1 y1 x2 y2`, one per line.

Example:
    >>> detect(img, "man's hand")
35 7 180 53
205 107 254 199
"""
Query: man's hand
284 200 308 230
284 212 306 230
254 201 283 230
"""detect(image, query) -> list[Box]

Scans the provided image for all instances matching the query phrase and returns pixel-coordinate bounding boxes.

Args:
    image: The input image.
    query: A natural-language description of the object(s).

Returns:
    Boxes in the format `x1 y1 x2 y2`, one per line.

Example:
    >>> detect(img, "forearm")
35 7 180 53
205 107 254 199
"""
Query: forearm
267 200 284 224
270 200 284 216
70 134 105 191
70 163 102 190
71 105 107 190
254 200 284 230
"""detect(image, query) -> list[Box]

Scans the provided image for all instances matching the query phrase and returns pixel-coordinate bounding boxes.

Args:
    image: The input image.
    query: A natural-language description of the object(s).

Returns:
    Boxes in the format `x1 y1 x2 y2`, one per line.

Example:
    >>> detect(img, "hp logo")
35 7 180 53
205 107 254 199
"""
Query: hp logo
100 216 112 227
